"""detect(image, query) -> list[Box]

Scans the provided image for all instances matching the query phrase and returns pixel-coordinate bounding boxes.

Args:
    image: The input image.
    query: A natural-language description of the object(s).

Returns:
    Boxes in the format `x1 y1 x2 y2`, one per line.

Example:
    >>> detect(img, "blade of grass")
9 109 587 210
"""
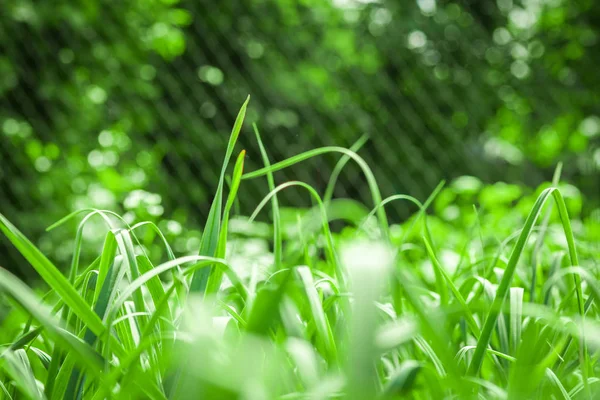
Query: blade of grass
323 133 369 204
206 150 246 294
242 146 389 237
190 96 250 293
531 162 563 303
381 360 421 398
0 269 104 381
284 338 320 389
456 346 516 364
248 181 340 284
3 327 44 353
0 379 11 399
468 188 585 378
343 240 394 400
107 255 232 321
422 233 449 307
136 255 170 329
545 368 571 400
510 287 524 355
130 221 183 292
253 123 282 270
295 266 337 363
0 214 115 346
0 348 42 400
114 229 146 328
422 235 479 338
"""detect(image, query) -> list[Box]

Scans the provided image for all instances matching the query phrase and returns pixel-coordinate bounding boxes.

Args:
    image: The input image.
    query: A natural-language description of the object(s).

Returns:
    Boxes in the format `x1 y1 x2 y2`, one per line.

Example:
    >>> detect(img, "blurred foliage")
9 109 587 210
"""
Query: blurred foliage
1 0 599 278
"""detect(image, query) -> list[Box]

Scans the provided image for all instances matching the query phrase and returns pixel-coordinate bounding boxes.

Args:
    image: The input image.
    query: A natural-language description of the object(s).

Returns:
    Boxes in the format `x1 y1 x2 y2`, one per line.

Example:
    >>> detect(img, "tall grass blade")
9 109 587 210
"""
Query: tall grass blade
190 95 250 293
468 188 585 377
253 123 282 269
205 150 246 294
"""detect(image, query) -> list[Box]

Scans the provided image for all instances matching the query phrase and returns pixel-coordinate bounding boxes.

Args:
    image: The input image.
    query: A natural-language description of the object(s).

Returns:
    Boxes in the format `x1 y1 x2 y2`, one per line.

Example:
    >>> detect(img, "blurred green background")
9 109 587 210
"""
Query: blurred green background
1 0 599 279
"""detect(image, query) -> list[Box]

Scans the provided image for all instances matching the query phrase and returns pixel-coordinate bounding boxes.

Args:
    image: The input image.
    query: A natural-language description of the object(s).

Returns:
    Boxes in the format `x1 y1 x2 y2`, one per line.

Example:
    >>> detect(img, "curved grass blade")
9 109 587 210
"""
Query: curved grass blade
568 378 600 398
45 208 119 232
361 180 445 243
323 133 369 204
248 181 339 282
129 221 187 306
58 213 120 400
422 234 449 307
242 146 389 237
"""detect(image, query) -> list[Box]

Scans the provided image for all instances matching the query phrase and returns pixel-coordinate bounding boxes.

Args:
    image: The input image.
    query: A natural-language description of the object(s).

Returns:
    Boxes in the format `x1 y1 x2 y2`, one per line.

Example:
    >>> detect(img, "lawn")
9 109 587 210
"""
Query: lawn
1 99 599 399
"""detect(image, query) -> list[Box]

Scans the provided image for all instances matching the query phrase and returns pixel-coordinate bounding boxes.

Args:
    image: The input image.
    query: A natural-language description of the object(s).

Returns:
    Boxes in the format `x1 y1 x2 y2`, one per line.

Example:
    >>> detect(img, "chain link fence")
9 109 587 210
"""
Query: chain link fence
1 0 599 277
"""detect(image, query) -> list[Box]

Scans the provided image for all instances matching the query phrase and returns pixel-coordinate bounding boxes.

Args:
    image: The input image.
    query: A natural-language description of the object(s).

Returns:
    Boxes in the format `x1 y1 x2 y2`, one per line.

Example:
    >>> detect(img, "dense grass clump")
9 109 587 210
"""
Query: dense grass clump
0 99 599 399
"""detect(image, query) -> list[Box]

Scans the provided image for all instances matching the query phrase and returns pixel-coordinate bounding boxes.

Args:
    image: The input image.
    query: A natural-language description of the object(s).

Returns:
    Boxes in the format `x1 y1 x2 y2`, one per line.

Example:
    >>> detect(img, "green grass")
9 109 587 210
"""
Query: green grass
1 99 599 399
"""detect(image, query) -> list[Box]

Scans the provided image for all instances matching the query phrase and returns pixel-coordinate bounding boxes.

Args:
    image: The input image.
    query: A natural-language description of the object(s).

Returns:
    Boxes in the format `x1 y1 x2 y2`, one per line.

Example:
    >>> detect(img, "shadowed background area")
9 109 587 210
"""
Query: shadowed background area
1 0 599 278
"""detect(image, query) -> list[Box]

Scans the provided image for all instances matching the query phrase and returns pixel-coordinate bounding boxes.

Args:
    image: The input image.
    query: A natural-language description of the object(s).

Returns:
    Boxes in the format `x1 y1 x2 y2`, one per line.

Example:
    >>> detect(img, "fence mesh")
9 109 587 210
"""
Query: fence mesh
1 0 599 276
